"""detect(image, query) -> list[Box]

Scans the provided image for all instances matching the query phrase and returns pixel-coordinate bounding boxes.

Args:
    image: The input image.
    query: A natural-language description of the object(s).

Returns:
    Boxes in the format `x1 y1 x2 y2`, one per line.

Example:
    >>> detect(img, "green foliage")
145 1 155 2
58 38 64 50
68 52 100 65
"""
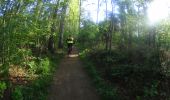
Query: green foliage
49 0 170 100
88 50 128 67
10 54 63 100
0 63 9 78
79 47 170 100
12 86 23 100
21 76 51 100
0 0 72 68
26 57 51 75
143 81 159 98
11 75 51 100
28 60 37 74
1 0 170 99
38 57 50 75
78 20 99 48
80 52 120 100
0 82 7 99
12 48 33 65
66 0 80 34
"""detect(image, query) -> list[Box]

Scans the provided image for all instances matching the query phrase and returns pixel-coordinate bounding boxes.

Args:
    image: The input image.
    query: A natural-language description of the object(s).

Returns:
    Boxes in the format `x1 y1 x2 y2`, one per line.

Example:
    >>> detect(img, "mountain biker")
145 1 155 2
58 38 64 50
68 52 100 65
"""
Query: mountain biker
66 35 74 55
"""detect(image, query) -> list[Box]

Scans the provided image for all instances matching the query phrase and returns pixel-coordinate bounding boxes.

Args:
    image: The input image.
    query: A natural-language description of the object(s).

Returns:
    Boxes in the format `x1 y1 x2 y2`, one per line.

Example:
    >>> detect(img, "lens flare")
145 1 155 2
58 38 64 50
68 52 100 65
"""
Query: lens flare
147 0 170 24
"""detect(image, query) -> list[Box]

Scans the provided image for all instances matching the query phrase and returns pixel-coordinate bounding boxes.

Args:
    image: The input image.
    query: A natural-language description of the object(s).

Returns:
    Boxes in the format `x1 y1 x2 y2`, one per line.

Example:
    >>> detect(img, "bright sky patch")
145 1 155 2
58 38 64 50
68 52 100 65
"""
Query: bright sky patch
147 0 170 24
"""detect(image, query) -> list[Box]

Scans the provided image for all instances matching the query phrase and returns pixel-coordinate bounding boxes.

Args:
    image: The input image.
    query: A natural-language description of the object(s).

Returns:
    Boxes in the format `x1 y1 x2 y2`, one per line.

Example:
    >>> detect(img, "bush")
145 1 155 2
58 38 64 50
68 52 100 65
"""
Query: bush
12 86 23 100
88 50 128 67
81 48 167 100
27 57 51 75
0 82 7 99
38 57 50 75
15 54 62 100
81 54 121 100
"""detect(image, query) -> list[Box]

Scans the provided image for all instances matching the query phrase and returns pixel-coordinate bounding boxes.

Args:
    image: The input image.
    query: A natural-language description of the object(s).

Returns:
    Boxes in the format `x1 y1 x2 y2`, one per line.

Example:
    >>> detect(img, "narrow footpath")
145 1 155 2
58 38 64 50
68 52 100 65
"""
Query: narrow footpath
48 47 100 100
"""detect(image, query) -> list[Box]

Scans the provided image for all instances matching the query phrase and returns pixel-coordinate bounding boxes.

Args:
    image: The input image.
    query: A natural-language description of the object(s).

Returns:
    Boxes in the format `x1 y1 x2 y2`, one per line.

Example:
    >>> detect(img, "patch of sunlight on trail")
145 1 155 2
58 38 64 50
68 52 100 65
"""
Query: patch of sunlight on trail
68 54 79 58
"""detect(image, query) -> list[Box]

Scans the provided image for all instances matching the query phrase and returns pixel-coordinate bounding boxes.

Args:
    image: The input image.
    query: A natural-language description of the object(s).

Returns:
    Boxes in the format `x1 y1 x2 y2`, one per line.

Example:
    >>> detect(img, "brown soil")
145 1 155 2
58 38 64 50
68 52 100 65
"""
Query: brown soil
48 47 100 100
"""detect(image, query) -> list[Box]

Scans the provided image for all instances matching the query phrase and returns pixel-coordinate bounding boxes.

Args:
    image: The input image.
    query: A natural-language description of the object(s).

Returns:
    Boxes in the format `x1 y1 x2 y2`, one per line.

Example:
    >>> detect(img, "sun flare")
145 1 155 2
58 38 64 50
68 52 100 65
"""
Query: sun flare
147 0 170 24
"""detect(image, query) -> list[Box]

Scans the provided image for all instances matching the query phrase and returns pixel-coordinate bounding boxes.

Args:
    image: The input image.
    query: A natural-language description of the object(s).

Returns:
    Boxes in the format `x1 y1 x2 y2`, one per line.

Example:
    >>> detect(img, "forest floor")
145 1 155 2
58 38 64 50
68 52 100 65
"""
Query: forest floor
48 47 100 100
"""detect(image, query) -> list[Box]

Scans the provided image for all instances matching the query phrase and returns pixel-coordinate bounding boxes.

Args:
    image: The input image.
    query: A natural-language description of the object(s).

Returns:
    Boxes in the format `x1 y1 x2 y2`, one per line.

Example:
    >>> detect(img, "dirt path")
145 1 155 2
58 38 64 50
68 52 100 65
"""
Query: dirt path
48 47 100 100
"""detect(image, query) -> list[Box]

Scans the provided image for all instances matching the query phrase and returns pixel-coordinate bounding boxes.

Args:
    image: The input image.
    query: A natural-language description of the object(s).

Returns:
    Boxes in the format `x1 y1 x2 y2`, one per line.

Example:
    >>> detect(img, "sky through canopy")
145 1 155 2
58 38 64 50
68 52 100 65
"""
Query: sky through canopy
82 0 170 24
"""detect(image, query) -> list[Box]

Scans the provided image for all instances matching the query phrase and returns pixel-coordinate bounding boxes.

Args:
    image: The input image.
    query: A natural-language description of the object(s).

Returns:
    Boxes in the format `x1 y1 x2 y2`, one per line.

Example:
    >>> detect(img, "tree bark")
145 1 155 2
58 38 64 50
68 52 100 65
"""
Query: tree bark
58 3 68 48
105 0 109 50
96 0 100 23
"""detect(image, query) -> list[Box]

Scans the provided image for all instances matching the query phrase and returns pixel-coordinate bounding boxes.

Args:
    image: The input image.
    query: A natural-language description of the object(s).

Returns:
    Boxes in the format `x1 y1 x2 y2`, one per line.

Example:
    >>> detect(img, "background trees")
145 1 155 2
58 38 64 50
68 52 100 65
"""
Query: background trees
0 0 80 99
79 0 170 99
0 0 81 64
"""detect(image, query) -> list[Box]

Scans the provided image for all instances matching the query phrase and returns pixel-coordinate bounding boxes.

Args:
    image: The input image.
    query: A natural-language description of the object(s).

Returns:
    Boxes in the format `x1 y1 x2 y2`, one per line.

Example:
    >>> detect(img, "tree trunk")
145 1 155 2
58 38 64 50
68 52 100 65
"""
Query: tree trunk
105 32 109 50
109 0 116 51
58 3 68 48
48 35 55 53
105 0 109 50
79 0 82 32
96 0 100 23
119 3 127 50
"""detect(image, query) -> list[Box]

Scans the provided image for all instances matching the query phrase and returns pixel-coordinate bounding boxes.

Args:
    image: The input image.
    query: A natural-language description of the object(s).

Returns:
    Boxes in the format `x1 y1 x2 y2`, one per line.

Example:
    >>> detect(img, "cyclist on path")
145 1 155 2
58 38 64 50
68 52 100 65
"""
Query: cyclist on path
66 35 74 55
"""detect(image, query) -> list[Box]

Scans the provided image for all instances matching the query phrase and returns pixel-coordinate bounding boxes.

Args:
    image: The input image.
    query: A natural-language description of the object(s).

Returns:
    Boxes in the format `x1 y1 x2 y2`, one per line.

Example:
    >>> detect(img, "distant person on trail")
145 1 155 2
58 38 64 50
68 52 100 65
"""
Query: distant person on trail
67 35 74 55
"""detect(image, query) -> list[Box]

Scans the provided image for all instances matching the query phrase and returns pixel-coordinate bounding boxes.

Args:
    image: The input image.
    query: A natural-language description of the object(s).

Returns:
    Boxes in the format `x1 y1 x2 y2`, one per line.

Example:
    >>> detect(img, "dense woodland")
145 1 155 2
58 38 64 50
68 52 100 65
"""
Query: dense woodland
1 0 170 100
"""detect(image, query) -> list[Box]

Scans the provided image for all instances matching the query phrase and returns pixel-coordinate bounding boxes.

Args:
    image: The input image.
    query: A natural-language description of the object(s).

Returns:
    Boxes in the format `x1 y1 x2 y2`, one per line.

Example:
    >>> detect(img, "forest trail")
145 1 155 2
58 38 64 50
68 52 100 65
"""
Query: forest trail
48 47 100 100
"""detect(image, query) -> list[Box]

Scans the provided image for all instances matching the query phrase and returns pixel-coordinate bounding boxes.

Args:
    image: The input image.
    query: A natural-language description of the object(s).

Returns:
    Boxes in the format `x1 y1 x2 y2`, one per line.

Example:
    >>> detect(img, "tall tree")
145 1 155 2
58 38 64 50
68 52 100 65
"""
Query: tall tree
58 0 68 48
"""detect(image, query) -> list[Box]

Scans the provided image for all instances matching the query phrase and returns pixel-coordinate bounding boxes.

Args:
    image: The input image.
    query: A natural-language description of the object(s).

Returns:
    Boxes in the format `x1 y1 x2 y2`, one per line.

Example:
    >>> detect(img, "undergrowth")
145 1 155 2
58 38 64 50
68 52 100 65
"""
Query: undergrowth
80 48 170 100
81 56 121 100
2 52 63 100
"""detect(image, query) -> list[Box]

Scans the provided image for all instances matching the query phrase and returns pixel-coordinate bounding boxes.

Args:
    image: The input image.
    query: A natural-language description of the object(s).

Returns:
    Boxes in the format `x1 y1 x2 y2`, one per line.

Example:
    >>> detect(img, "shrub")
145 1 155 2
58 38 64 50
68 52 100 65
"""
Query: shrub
12 86 23 100
39 58 50 75
0 82 7 99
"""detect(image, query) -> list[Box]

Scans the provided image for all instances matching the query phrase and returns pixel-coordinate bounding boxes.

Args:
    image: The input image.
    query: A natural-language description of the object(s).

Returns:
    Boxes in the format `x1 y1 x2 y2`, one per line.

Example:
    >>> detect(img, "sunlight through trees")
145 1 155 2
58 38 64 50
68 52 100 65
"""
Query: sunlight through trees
1 0 170 99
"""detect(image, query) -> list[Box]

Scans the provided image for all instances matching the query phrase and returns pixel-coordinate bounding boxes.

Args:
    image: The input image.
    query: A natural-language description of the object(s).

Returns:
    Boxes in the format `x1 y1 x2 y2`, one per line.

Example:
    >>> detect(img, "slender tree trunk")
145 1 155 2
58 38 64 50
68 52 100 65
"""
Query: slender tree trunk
105 0 109 50
109 0 116 51
119 3 127 50
48 0 60 52
58 18 65 48
96 0 100 23
150 26 156 47
105 32 109 50
105 0 108 21
79 0 81 33
2 15 6 64
58 4 68 48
